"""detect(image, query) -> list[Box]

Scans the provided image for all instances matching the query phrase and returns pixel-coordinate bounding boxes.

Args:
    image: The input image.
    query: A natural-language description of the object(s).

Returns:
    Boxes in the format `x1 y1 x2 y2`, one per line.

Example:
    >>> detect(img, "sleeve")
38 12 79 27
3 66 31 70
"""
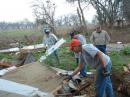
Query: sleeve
51 34 58 41
83 44 98 58
50 34 58 44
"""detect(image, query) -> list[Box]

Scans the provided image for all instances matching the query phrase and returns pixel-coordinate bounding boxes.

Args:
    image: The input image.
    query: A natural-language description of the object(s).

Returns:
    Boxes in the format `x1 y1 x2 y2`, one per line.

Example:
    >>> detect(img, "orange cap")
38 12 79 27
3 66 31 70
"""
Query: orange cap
70 39 80 51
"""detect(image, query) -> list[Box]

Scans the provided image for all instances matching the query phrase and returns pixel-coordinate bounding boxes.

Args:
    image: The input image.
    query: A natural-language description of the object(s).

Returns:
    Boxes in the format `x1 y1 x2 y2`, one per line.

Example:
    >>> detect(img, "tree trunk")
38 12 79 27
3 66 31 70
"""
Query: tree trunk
77 7 82 26
77 0 86 27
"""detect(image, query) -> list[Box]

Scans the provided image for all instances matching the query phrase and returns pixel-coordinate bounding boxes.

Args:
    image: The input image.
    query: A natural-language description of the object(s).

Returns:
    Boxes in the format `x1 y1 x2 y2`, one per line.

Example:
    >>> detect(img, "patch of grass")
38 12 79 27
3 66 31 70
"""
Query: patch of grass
121 47 130 55
0 29 40 38
109 49 130 74
32 49 45 60
44 46 77 70
0 53 13 61
32 45 77 71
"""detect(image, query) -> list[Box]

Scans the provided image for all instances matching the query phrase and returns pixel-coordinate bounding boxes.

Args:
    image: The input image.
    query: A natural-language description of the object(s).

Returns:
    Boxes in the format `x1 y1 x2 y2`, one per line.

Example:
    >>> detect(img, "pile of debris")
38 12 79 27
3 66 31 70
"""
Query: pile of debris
123 64 130 74
111 64 130 97
0 59 11 69
117 64 130 96
0 38 110 97
0 61 97 97
0 62 63 97
52 75 94 97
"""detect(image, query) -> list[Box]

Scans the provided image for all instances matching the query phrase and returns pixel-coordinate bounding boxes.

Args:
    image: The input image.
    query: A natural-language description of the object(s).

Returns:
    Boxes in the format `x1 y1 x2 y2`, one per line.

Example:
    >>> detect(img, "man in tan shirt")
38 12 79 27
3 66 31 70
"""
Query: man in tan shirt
90 26 110 54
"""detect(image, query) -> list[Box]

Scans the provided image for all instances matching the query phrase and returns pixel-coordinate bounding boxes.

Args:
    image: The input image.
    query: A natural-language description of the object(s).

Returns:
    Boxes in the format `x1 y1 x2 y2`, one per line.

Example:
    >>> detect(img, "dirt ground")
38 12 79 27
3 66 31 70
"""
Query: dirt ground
111 72 130 97
108 28 130 43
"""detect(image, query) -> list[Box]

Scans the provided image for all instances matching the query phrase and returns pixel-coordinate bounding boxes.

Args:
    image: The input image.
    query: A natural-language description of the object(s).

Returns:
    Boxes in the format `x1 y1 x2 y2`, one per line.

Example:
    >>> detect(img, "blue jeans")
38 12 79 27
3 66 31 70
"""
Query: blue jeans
76 58 87 77
95 61 114 97
80 63 87 77
96 45 107 54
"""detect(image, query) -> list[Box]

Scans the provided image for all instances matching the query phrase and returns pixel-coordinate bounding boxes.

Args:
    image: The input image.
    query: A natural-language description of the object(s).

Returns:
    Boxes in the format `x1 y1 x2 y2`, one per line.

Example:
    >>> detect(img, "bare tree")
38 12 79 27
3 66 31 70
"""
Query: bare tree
55 14 80 26
70 14 80 25
32 0 56 33
66 0 87 27
77 0 86 26
87 0 121 27
123 0 130 25
55 16 63 26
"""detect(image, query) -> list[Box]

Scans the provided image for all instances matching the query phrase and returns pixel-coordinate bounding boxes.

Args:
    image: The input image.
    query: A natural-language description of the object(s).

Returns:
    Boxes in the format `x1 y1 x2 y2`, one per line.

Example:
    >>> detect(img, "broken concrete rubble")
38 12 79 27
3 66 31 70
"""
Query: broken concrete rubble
0 66 17 76
117 74 130 96
0 59 11 69
0 61 96 97
16 50 36 66
0 78 49 97
0 62 63 97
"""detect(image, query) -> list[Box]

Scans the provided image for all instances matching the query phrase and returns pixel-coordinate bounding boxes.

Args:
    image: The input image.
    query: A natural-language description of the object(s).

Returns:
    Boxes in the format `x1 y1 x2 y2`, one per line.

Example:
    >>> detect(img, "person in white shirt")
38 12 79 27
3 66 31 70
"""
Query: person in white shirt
43 28 60 65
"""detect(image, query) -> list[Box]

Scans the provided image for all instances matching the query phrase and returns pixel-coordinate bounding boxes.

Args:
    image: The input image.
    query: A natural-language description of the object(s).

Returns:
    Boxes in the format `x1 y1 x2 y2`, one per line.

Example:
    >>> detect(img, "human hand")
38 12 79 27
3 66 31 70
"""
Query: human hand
102 68 110 77
64 75 72 81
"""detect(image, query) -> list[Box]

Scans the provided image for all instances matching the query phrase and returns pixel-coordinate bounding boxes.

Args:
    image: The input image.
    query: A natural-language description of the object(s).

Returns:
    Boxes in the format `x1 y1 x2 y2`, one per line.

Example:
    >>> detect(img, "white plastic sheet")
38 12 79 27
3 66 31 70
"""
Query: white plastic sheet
0 79 48 97
39 38 66 62
0 66 17 76
0 44 45 53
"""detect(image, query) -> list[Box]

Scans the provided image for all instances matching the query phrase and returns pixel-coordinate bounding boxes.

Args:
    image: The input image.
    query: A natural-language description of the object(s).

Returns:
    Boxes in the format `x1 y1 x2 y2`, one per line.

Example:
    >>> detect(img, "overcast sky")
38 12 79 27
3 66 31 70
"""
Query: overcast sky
0 0 96 22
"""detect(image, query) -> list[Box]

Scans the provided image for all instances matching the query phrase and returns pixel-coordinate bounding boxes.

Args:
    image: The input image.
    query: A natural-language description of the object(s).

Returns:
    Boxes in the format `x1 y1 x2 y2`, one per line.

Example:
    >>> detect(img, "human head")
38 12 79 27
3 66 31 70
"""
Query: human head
43 28 50 34
69 31 75 39
70 39 82 53
95 26 102 33
69 30 79 39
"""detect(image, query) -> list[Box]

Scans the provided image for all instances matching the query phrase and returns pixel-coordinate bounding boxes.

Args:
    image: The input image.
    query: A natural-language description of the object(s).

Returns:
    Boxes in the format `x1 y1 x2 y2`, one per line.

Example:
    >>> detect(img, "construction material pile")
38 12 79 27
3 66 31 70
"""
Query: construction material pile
53 77 94 97
117 64 130 96
112 64 130 97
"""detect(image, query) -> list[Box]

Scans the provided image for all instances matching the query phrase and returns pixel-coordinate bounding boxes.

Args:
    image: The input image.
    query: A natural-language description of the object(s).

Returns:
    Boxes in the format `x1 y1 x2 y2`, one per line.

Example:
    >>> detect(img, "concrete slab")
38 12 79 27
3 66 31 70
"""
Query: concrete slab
0 90 27 97
1 62 63 97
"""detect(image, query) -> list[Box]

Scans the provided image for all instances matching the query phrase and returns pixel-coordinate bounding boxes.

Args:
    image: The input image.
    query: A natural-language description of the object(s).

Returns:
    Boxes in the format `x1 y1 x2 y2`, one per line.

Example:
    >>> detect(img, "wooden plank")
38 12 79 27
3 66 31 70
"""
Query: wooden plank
0 43 46 53
0 62 11 67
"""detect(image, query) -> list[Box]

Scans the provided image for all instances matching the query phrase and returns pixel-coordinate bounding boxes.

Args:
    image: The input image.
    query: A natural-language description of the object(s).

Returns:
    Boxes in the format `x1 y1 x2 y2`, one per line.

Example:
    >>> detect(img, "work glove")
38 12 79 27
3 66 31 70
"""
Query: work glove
68 75 73 80
102 68 110 77
64 75 73 81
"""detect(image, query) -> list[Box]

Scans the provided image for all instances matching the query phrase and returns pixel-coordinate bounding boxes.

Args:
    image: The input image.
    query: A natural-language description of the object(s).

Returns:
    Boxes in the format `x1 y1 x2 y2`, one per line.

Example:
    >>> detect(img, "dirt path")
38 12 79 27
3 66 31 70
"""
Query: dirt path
107 43 130 51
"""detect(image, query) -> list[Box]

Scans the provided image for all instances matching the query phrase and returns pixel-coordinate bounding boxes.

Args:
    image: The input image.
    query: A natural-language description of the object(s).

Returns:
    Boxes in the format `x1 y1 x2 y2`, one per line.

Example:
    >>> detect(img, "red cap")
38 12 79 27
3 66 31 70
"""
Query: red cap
70 39 80 51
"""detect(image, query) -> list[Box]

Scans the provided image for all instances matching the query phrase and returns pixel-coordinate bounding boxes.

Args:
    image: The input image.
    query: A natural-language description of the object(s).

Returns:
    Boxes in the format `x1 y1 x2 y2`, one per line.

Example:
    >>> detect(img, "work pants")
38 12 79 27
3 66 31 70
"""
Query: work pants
95 61 114 97
95 45 107 54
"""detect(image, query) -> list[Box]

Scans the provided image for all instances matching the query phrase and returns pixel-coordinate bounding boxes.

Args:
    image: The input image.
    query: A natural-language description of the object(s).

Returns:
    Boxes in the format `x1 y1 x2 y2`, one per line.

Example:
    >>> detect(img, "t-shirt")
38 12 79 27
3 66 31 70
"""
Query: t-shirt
80 44 110 68
43 33 58 48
